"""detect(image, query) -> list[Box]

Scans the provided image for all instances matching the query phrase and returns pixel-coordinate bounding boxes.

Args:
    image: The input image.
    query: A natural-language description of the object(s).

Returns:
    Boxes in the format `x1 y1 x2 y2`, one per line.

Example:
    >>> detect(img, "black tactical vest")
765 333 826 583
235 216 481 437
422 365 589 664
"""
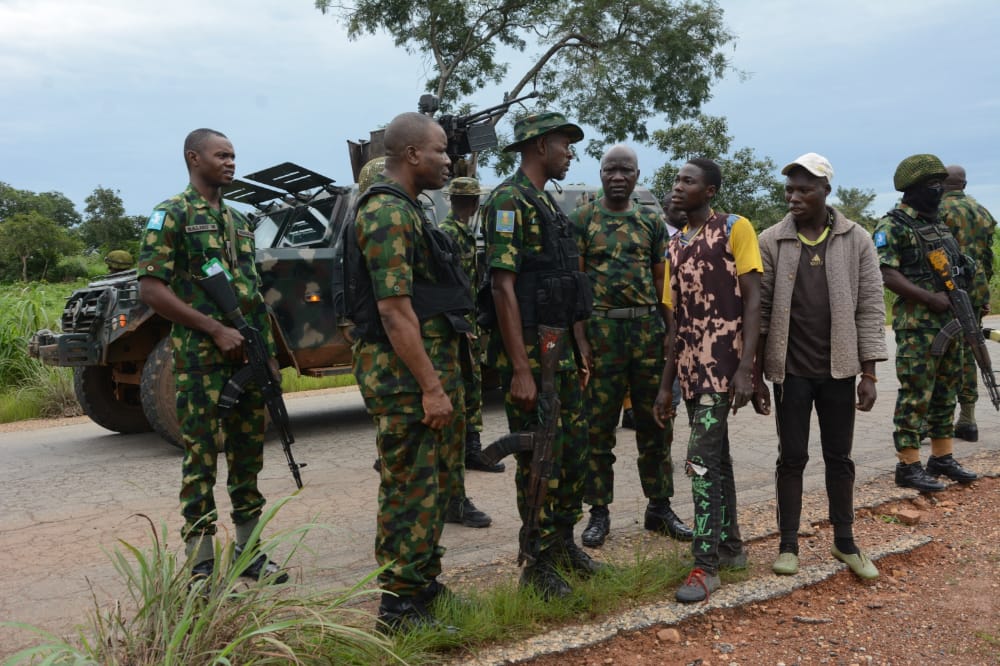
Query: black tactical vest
887 209 971 291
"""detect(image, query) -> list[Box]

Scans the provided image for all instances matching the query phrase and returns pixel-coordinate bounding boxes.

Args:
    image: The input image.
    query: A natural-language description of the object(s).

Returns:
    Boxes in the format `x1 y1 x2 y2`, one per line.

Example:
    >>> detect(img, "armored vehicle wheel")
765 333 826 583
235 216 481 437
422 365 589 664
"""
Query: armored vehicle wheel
73 366 152 435
140 337 183 449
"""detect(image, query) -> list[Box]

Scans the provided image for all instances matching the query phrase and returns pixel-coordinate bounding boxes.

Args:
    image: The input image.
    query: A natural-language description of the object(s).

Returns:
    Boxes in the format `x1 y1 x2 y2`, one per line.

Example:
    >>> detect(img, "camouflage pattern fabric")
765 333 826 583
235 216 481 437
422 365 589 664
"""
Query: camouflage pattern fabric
874 204 965 449
892 154 947 192
891 328 962 450
352 173 464 596
177 366 266 539
138 184 274 541
438 211 483 433
940 191 996 405
873 203 960 331
501 111 584 152
482 169 588 552
138 184 275 370
572 200 674 506
683 393 743 574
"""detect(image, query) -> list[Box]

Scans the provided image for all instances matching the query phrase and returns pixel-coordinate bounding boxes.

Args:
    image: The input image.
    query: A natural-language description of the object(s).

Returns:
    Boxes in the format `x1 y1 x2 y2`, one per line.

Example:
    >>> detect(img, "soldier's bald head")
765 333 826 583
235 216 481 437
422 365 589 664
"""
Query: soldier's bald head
600 144 638 168
943 164 967 192
384 112 440 165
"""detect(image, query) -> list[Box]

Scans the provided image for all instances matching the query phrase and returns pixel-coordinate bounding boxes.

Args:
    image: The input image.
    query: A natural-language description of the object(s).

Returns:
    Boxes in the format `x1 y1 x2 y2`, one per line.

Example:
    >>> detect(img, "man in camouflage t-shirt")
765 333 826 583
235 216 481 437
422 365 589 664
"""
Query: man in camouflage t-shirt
574 145 691 549
138 128 286 585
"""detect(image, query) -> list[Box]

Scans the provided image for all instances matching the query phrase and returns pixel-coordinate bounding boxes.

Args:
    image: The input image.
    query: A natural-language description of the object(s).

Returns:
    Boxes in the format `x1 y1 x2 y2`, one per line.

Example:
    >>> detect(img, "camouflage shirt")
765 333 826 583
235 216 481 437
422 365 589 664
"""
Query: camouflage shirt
352 174 462 402
138 184 274 370
873 203 957 331
438 211 479 305
481 169 576 373
940 190 996 309
572 200 666 308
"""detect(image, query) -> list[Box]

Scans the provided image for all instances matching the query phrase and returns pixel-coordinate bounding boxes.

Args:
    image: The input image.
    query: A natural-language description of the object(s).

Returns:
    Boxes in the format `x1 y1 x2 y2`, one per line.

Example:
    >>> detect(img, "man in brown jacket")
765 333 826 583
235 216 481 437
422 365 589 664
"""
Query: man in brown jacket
757 153 887 580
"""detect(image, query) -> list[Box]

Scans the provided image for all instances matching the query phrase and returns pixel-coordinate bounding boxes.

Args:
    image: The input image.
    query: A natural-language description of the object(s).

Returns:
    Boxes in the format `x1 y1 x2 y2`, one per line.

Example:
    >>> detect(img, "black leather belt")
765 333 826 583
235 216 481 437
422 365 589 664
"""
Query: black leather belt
592 305 657 319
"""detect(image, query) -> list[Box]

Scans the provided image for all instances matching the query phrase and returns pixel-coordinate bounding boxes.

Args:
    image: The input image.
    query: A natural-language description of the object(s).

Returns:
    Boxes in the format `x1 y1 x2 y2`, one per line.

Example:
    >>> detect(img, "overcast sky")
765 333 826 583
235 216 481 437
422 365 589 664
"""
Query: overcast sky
2 0 998 219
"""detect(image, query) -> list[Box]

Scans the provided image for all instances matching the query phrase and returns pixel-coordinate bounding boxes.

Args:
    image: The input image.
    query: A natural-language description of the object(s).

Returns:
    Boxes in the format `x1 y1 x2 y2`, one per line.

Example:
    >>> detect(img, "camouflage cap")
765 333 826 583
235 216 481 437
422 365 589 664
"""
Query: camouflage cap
893 154 947 192
443 176 486 197
357 156 386 193
104 250 133 270
502 111 584 152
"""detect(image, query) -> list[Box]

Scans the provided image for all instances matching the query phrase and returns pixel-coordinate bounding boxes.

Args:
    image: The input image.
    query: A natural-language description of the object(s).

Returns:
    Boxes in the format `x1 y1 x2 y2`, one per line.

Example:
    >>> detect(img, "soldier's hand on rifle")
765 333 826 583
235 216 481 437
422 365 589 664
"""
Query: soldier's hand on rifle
209 323 245 362
510 367 538 412
421 384 454 430
926 291 950 314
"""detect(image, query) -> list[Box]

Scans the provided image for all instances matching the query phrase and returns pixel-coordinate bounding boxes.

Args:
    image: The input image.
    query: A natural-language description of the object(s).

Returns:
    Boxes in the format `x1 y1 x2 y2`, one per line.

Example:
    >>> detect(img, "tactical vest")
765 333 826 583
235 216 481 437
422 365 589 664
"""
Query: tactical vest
887 209 971 291
477 182 593 329
337 183 472 343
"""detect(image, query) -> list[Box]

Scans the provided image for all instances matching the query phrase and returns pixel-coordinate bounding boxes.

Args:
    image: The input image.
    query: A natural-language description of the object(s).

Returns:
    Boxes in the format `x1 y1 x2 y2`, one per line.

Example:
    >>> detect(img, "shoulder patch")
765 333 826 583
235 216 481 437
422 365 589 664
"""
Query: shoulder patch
873 230 887 248
146 210 166 231
494 210 515 234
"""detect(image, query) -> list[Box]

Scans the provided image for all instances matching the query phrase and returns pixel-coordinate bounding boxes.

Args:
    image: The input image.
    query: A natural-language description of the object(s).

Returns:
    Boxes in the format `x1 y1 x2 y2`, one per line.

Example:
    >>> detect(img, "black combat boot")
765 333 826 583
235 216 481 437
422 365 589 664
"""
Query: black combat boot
234 544 289 584
464 431 505 473
376 593 437 634
555 526 606 578
581 505 610 547
644 499 694 541
926 454 978 484
895 461 946 492
519 550 572 600
444 496 492 528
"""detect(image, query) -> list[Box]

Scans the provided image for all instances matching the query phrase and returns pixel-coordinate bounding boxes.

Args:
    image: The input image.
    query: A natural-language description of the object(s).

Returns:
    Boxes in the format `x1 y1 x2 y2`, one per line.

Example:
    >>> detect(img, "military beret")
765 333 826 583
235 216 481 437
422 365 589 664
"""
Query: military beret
357 156 386 193
893 154 947 192
502 111 584 152
443 177 486 197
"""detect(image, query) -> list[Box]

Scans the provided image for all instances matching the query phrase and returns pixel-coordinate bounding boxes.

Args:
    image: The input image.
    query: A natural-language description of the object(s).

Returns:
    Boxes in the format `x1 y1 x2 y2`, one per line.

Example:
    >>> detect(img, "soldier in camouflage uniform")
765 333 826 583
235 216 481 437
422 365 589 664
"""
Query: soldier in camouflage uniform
104 249 134 273
437 176 495 530
573 145 691 549
873 154 979 493
482 111 602 600
351 112 468 632
138 128 286 584
939 164 997 441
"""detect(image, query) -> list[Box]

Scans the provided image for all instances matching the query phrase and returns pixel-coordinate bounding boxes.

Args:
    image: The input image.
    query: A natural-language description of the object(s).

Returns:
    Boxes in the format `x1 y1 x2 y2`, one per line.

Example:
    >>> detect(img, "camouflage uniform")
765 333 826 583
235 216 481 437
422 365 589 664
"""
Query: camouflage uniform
874 202 965 451
352 173 465 597
939 190 996 405
482 168 588 553
138 184 275 543
572 200 674 507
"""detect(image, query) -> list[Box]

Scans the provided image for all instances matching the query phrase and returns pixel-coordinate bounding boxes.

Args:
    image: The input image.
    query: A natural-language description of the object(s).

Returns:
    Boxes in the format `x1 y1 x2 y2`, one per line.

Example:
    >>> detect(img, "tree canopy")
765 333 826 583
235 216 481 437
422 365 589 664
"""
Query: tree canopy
0 211 80 282
648 114 785 230
833 186 879 231
80 186 144 254
0 182 81 228
316 0 735 159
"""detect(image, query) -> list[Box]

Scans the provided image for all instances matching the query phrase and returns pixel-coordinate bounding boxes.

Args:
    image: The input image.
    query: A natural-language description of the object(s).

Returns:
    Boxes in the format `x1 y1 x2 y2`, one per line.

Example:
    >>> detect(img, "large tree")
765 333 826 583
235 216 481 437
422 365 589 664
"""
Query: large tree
0 182 81 228
0 211 80 282
80 186 144 253
833 186 879 231
316 0 734 159
648 114 785 230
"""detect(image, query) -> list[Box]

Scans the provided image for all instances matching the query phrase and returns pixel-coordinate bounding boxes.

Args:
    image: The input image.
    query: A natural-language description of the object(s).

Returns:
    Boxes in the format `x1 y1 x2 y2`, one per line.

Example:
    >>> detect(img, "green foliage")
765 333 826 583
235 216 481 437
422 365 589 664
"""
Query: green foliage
833 186 879 231
80 186 144 254
649 114 785 230
4 500 397 665
317 0 734 159
0 181 82 228
0 211 83 282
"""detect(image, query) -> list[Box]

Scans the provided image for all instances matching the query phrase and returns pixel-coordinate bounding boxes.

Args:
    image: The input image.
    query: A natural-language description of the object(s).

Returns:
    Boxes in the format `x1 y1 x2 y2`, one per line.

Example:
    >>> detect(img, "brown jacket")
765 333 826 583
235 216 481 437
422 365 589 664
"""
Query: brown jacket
759 207 887 383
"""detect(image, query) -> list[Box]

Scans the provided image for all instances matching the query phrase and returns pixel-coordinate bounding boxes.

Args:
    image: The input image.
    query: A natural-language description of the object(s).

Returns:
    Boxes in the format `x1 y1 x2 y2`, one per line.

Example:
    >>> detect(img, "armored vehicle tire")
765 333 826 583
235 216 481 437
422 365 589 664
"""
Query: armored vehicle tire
140 337 184 449
73 366 152 435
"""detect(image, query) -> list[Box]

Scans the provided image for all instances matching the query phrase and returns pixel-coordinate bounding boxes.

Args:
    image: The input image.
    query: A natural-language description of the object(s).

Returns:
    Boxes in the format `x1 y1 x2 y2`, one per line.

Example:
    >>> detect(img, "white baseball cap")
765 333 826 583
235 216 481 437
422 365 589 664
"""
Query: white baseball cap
781 152 834 181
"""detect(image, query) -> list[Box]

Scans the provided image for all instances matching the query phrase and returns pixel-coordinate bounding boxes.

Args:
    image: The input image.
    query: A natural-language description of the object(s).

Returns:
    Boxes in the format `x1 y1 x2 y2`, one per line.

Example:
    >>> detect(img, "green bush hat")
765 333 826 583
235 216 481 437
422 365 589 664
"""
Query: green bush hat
893 154 947 192
502 111 584 152
443 176 487 197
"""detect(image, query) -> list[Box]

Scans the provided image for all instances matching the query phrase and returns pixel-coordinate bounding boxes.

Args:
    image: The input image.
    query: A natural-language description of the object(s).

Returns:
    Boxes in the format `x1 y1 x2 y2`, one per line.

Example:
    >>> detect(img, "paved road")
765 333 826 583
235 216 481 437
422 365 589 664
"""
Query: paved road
2 319 999 654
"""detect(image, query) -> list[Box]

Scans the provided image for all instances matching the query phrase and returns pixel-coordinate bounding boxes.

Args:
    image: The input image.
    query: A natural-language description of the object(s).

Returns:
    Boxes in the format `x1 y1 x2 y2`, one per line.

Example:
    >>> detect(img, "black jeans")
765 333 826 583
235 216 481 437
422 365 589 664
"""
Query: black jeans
684 392 743 574
773 375 856 544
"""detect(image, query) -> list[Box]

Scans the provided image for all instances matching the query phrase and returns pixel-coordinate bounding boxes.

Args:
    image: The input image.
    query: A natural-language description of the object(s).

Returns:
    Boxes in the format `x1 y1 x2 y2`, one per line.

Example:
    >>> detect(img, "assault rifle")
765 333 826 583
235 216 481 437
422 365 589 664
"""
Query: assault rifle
418 91 539 167
480 323 564 565
927 247 1000 410
199 269 306 488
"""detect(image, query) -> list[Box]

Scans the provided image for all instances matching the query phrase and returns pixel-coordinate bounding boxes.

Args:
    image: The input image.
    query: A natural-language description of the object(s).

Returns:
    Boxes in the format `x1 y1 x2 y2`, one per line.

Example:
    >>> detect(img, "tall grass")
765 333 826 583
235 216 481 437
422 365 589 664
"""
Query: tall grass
3 498 398 665
0 283 80 422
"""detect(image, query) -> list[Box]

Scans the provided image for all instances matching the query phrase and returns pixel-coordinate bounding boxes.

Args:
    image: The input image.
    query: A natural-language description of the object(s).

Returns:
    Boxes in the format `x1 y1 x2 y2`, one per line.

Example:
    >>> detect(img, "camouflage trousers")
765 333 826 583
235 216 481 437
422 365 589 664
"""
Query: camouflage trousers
893 328 963 450
957 315 983 406
501 367 588 554
176 365 266 541
583 314 674 507
461 333 484 433
684 393 743 574
368 389 465 596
